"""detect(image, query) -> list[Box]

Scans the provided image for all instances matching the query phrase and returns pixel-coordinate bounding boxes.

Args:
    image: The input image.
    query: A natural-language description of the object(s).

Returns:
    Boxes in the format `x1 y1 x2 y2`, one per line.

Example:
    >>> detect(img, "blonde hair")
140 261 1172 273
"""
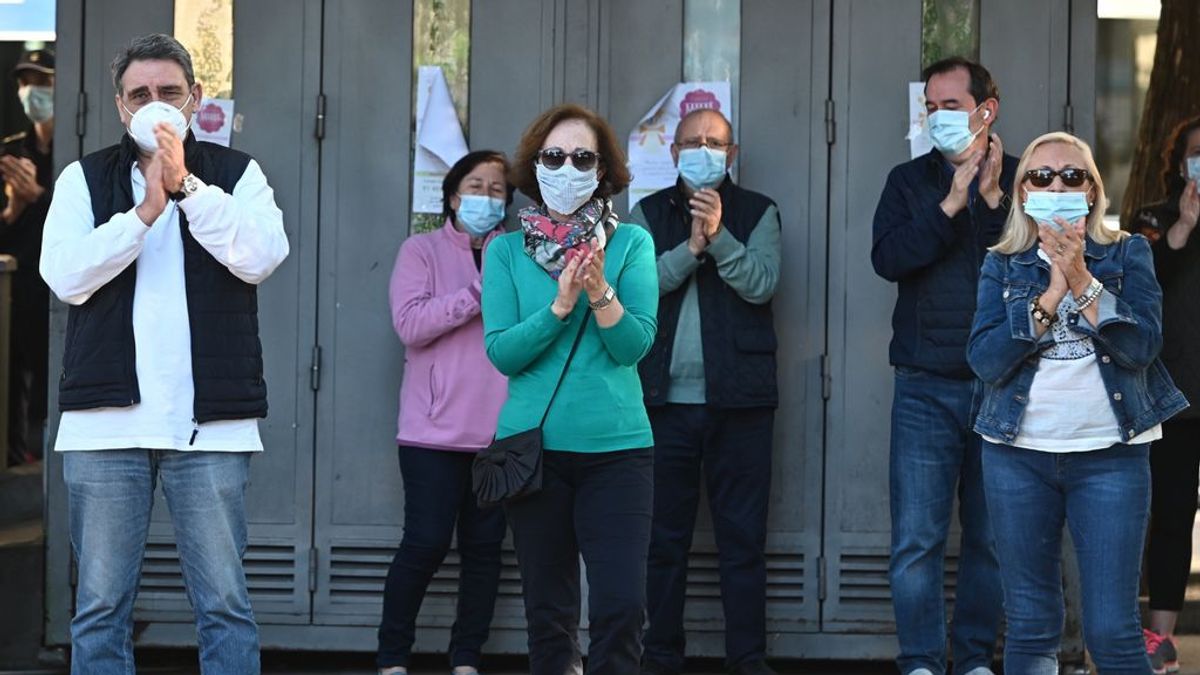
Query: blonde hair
991 131 1125 254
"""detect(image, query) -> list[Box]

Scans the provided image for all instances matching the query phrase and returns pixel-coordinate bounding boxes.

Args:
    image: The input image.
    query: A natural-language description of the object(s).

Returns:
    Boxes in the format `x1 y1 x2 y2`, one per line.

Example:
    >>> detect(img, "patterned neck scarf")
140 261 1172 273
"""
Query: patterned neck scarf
519 197 619 279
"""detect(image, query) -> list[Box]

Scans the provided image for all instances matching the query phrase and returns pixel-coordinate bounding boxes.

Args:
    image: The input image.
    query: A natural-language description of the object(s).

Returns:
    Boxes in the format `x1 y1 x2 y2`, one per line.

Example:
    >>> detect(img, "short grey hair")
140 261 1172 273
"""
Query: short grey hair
111 33 195 94
674 108 733 144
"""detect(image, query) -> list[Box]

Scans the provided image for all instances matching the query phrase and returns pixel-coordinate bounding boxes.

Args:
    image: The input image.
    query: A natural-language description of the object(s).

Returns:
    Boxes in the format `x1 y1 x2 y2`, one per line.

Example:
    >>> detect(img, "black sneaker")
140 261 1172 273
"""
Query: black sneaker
729 660 779 675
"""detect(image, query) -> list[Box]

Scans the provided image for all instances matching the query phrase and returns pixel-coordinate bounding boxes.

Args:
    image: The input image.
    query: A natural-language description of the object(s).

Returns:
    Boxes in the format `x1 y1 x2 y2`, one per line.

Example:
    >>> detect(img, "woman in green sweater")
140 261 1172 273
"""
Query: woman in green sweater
481 103 659 674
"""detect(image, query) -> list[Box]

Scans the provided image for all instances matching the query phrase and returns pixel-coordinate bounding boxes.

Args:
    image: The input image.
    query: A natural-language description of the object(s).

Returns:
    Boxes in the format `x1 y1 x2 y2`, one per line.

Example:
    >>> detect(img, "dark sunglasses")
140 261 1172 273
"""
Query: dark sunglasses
1024 167 1092 188
537 147 601 172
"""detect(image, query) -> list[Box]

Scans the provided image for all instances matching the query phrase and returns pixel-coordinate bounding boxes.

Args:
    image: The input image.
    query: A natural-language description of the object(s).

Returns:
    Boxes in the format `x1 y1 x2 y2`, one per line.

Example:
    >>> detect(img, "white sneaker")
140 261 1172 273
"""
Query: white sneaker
963 669 995 675
907 670 935 675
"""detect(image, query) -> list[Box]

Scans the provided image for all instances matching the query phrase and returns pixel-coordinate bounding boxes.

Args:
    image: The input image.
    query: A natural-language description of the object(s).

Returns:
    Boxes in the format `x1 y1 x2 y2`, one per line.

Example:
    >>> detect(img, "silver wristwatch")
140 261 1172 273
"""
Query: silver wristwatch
172 173 202 201
589 285 616 310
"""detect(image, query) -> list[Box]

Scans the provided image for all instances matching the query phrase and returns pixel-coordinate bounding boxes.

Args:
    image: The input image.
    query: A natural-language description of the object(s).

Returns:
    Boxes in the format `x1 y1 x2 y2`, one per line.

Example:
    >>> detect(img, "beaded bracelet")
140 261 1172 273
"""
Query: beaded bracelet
1030 296 1057 327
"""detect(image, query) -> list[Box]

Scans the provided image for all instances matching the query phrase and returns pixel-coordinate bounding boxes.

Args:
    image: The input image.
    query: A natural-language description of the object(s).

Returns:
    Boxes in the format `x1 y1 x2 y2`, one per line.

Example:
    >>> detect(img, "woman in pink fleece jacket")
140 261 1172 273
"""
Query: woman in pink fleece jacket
377 151 512 675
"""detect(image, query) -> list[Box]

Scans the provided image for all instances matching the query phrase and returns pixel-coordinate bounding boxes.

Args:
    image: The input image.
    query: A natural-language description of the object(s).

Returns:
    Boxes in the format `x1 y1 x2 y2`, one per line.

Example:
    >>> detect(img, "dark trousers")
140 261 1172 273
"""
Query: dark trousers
377 445 507 669
643 404 774 672
505 447 653 675
1148 418 1200 612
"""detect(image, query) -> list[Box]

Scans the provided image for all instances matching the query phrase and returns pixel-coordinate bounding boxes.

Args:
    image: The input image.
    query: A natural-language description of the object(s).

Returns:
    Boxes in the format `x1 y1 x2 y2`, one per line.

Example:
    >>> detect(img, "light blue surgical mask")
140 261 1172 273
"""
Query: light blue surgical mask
456 194 505 237
18 85 53 124
1023 191 1091 232
1186 156 1200 182
676 147 728 190
926 105 984 157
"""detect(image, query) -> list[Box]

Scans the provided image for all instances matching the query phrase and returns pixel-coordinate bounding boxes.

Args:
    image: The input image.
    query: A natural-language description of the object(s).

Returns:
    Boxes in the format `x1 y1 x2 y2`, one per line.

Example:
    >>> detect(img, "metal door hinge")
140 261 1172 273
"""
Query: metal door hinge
820 353 832 401
1063 103 1075 134
315 93 327 140
308 547 318 593
817 555 827 601
75 91 87 138
310 345 322 391
824 99 836 146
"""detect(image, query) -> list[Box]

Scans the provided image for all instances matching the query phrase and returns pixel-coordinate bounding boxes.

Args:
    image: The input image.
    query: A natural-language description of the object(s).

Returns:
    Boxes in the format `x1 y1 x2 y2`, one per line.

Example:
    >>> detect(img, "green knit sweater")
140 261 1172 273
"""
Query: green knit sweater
482 224 659 452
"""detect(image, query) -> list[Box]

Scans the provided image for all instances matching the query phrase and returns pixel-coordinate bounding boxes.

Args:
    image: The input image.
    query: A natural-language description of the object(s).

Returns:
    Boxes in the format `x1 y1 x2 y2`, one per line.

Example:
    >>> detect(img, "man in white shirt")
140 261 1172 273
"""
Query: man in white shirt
40 33 288 674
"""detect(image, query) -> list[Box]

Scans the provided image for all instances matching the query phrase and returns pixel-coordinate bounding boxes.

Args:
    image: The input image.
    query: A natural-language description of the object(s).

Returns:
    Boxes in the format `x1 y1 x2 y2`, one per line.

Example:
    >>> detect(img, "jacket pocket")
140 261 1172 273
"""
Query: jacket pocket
428 362 444 418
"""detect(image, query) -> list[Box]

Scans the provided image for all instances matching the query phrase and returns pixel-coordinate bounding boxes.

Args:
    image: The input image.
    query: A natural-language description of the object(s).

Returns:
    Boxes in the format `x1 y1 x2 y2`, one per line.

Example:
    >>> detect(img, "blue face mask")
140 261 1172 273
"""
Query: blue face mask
1186 156 1200 182
676 147 728 190
456 195 505 237
1023 191 1091 232
926 106 984 157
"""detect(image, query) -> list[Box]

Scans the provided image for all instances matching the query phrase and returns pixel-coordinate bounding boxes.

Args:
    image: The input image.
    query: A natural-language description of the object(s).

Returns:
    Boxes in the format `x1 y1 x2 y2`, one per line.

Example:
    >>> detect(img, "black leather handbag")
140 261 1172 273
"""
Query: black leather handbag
472 310 591 509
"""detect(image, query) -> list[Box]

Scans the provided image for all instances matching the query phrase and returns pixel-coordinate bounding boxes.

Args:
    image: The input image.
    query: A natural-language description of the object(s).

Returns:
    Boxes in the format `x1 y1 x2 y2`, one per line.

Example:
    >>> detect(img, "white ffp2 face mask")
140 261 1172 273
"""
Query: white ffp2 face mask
536 163 599 215
123 94 193 153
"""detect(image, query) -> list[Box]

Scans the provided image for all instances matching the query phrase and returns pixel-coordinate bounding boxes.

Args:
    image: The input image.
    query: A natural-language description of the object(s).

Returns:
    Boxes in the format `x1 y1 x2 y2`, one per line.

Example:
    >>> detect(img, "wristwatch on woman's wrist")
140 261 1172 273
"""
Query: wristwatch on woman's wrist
589 285 616 310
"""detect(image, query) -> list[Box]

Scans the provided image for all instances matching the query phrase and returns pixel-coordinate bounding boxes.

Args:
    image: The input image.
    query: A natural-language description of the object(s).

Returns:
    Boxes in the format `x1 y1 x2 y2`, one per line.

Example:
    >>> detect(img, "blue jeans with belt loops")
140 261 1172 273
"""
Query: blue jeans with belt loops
889 367 1002 675
64 449 259 675
982 440 1152 675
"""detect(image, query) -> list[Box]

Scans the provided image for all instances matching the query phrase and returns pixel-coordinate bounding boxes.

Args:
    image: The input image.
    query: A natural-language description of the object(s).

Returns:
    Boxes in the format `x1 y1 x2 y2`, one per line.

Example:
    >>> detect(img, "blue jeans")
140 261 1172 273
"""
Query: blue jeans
982 441 1152 675
63 449 259 675
889 368 1001 675
644 404 773 672
377 445 507 669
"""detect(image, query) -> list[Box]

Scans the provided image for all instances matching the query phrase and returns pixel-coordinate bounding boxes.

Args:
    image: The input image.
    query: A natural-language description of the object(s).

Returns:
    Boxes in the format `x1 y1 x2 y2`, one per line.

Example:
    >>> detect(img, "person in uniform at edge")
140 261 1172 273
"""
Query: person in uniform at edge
871 56 1017 675
0 48 56 464
39 33 289 674
633 107 782 675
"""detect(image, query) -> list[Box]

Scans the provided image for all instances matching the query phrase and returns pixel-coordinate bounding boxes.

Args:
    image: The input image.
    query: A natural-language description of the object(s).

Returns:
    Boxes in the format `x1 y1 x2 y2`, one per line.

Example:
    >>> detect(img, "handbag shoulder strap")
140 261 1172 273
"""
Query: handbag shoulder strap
538 309 592 429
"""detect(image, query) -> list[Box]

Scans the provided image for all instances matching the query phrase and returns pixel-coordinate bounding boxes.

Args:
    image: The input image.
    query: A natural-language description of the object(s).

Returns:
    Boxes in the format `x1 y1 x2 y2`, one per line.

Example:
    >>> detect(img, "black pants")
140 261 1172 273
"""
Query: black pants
377 445 507 669
1148 418 1200 612
505 447 653 675
643 404 774 672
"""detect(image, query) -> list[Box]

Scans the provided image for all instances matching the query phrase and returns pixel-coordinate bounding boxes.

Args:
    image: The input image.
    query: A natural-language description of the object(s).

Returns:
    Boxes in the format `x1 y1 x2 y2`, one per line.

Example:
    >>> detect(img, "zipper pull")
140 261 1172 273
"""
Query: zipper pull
189 419 199 446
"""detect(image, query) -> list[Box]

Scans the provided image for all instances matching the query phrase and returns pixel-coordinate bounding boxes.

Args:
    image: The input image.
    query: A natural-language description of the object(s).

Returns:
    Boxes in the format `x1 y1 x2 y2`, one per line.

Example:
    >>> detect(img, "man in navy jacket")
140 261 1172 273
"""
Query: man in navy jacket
871 57 1017 675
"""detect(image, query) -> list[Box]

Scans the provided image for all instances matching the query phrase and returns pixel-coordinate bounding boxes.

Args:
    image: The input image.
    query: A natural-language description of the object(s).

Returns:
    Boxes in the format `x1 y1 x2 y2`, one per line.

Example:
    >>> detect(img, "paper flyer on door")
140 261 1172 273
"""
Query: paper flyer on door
627 81 732 210
906 81 933 159
412 66 469 214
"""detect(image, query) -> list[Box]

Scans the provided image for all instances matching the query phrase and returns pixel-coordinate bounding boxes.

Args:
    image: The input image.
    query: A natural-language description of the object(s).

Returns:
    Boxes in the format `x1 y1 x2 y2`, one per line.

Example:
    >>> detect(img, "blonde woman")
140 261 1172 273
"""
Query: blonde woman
967 132 1187 674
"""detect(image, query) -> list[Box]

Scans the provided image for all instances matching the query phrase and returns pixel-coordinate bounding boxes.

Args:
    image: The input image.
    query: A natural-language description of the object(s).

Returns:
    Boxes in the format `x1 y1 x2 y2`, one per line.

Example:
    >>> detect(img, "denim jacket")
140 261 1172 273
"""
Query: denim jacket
968 233 1188 444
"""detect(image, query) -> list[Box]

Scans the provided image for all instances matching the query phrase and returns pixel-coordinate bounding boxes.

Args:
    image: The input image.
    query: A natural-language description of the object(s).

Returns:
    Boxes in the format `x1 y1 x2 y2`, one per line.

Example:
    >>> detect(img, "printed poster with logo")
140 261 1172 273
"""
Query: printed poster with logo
627 82 732 210
192 98 236 147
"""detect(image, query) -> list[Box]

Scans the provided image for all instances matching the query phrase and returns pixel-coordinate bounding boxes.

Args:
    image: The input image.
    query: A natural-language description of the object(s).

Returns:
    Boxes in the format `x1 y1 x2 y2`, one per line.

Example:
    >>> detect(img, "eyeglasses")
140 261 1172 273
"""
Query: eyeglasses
537 148 601 171
1024 167 1092 188
676 139 733 151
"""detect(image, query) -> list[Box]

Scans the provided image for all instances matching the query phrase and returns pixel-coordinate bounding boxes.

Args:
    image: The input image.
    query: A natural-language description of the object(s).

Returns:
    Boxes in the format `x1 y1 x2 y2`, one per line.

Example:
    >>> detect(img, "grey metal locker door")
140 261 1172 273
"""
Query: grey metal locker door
823 0 922 638
593 0 830 657
308 0 565 652
309 0 415 636
738 0 830 649
44 0 321 643
979 2 1074 153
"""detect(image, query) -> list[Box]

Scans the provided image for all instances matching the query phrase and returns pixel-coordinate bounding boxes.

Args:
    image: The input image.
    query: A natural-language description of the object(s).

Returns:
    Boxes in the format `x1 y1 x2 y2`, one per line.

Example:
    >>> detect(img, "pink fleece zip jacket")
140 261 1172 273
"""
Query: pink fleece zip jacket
389 219 507 451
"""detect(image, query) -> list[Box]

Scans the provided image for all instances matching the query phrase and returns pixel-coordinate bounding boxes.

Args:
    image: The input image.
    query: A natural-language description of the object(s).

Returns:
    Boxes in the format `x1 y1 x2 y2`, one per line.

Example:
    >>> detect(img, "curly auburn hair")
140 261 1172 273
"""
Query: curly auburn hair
510 103 631 205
